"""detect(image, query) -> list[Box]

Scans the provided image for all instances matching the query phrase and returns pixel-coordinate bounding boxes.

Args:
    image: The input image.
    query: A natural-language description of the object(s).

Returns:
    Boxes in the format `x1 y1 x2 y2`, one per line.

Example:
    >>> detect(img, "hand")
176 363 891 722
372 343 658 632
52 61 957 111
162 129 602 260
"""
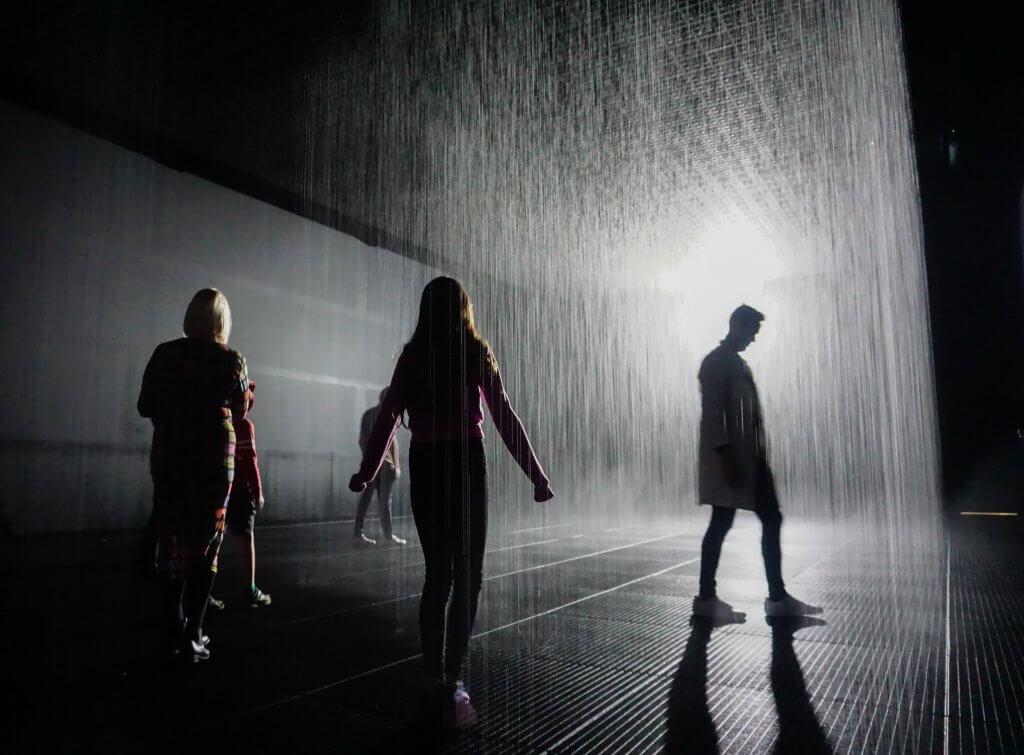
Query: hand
534 480 554 503
349 473 368 493
257 496 265 511
393 467 402 479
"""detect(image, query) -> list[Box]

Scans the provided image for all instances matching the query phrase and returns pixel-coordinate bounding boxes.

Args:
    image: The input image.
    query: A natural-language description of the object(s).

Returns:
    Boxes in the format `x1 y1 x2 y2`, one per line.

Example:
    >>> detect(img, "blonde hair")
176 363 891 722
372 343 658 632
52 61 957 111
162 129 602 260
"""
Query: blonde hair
183 288 232 344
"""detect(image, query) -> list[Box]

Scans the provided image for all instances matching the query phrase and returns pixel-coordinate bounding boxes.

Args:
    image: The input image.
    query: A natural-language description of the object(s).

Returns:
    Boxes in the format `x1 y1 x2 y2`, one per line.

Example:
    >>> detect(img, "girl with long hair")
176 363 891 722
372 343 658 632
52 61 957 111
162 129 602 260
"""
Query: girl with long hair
350 276 553 728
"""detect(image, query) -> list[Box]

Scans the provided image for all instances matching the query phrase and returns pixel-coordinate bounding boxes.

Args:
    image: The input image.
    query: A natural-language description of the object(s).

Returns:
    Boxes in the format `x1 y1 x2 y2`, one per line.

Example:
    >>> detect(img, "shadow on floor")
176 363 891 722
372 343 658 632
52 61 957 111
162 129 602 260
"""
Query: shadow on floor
665 613 744 753
9 569 410 754
768 615 831 754
665 613 832 754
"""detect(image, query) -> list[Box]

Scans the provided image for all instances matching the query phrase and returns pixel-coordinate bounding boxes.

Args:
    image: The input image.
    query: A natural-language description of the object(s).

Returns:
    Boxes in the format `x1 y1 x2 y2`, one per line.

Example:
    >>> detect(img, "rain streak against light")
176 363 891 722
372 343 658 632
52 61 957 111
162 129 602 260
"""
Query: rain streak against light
291 0 940 548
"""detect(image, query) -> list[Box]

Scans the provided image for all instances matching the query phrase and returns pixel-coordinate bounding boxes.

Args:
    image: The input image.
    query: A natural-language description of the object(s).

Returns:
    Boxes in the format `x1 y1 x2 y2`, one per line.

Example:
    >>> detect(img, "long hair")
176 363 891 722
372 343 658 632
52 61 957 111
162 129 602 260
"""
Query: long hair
183 288 232 344
407 277 493 368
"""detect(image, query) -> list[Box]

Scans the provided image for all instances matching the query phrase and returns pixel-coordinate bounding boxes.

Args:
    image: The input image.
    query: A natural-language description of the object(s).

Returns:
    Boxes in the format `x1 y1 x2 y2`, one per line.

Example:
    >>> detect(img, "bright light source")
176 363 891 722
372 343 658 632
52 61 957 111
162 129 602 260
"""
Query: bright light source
659 217 786 351
659 218 784 299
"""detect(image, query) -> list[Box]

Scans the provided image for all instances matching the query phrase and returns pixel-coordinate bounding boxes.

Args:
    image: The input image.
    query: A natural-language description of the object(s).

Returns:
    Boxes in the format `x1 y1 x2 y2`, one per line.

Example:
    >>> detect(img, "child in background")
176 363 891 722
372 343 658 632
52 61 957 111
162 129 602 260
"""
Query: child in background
223 379 272 607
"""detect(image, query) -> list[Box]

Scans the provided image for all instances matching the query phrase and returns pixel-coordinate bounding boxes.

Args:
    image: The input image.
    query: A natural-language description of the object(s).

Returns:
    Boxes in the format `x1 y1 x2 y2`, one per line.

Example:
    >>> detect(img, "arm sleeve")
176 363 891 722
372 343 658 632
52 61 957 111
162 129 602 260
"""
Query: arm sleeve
227 354 250 417
234 419 263 502
699 357 731 450
357 355 409 481
250 423 263 501
390 435 400 471
480 353 548 487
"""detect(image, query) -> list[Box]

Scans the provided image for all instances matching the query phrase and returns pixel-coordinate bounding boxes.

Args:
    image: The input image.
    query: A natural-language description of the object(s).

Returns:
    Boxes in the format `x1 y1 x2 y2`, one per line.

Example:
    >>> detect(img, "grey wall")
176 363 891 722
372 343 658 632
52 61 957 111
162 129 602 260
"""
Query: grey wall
0 100 438 534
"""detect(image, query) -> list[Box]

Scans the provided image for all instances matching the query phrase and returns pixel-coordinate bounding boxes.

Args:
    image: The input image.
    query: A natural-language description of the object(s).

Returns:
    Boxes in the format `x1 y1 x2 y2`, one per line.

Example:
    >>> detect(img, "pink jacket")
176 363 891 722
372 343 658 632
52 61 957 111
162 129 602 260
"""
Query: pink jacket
357 341 547 488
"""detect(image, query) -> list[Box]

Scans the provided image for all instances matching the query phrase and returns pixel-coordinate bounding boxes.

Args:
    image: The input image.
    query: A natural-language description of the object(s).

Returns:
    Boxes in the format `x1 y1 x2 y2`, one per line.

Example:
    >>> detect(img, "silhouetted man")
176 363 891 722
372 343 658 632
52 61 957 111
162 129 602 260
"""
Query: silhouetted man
694 305 818 619
353 388 406 546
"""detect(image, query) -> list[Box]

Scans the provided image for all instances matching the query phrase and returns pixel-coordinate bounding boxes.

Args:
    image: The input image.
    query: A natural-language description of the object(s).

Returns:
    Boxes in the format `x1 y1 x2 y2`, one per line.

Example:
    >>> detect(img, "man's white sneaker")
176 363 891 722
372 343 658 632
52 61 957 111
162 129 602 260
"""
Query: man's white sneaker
764 595 822 617
692 596 737 620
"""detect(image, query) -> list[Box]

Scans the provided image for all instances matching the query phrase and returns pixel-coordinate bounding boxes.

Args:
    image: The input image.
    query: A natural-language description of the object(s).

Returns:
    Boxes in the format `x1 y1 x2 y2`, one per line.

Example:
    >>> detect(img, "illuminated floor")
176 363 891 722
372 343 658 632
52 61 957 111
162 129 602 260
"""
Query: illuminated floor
5 512 1021 753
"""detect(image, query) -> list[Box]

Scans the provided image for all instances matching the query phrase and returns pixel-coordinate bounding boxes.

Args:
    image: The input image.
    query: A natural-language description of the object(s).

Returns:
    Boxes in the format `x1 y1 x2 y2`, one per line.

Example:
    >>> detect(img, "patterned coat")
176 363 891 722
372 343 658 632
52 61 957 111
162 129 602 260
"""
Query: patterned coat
138 337 248 577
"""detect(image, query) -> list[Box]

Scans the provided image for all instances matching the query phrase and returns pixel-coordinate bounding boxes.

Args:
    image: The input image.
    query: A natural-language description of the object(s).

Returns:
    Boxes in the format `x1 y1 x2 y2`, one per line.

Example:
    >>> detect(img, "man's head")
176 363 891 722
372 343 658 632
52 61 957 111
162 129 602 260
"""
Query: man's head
378 387 389 404
726 304 765 352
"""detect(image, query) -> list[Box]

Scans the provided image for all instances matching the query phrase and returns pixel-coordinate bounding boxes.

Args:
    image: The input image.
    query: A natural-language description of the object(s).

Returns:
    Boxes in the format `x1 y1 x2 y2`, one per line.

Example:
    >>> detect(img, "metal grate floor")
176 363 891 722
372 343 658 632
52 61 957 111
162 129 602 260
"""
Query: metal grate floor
4 514 1022 752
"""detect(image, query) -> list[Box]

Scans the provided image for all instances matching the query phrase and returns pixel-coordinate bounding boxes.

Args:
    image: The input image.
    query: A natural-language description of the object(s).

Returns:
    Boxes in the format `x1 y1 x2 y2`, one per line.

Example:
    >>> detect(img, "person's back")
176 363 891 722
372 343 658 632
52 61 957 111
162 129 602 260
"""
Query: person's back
348 276 552 731
394 336 492 443
140 337 244 421
139 337 247 481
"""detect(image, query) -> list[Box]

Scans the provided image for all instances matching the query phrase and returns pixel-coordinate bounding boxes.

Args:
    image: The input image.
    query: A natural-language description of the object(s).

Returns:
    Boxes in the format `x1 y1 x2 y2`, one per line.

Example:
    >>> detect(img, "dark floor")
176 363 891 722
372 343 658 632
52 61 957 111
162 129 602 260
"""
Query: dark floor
4 509 1022 753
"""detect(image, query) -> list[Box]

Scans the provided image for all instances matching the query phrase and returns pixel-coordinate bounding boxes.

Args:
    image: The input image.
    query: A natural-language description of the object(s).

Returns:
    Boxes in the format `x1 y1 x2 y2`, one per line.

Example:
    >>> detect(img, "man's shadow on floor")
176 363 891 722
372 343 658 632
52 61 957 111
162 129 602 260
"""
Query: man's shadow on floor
768 615 831 754
665 612 832 754
665 611 745 753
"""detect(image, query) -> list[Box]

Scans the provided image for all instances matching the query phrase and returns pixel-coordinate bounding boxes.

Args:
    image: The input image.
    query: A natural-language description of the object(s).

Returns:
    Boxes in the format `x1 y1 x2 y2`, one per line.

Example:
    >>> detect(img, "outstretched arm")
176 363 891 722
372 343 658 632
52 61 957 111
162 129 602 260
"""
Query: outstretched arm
227 356 251 418
390 435 401 477
480 357 553 501
241 380 264 506
235 417 264 506
350 357 408 492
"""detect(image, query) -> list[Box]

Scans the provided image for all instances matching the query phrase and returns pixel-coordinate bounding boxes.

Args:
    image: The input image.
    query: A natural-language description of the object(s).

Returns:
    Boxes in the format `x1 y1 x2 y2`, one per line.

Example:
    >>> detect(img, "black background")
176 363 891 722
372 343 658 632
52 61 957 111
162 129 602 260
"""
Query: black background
900 0 1024 497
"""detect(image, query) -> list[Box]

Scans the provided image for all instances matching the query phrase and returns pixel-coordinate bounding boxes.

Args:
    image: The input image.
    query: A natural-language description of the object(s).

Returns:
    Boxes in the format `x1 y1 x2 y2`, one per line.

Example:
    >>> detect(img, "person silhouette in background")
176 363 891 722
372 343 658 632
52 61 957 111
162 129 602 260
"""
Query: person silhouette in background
223 378 272 607
138 288 249 661
350 276 554 730
694 305 820 619
353 388 406 546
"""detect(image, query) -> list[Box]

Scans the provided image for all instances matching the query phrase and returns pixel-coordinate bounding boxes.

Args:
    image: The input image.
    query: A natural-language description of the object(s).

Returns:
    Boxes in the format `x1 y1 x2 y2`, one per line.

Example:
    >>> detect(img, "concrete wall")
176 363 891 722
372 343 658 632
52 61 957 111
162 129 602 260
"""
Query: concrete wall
0 100 437 534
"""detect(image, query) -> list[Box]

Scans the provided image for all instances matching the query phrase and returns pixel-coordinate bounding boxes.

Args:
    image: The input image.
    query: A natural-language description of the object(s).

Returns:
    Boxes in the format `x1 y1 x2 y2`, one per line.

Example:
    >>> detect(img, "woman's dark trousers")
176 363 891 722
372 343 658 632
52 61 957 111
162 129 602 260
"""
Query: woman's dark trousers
409 439 487 681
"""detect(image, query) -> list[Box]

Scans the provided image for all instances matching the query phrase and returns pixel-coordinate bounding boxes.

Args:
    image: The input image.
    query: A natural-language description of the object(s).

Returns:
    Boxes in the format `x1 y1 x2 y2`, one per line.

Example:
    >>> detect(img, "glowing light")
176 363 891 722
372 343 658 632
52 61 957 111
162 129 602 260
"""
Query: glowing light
659 217 787 351
959 512 1019 517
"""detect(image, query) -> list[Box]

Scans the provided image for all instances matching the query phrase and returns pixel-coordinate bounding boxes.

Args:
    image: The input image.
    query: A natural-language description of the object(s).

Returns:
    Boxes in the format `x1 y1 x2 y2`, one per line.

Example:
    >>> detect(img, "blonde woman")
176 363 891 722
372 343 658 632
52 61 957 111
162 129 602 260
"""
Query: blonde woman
138 289 249 661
